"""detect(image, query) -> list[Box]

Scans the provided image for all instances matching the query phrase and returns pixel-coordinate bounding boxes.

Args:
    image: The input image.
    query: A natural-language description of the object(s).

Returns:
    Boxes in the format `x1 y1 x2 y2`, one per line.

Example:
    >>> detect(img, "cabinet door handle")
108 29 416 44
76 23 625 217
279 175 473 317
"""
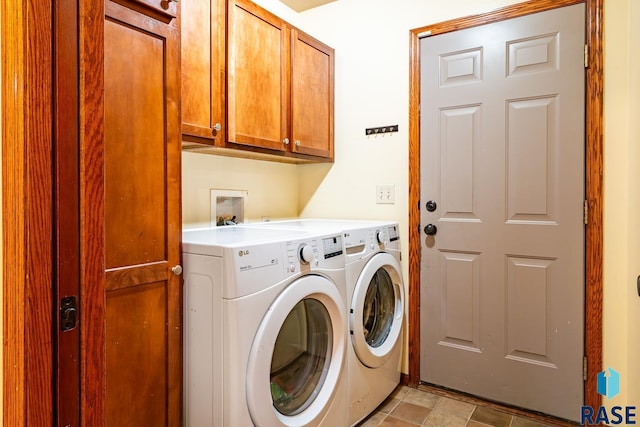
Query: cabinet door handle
213 123 221 132
282 138 290 145
171 265 183 276
294 140 301 146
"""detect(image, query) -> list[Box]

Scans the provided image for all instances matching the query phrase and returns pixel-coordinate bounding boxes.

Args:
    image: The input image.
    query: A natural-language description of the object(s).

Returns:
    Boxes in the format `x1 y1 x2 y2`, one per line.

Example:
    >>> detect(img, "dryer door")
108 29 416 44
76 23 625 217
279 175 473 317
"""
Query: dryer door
246 275 346 427
351 252 404 368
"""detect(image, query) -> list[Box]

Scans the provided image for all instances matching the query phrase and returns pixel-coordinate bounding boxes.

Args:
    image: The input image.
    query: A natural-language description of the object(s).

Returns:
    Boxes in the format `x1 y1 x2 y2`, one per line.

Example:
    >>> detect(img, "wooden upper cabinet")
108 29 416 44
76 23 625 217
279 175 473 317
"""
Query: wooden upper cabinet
181 0 335 162
181 0 225 143
227 0 289 152
290 29 334 160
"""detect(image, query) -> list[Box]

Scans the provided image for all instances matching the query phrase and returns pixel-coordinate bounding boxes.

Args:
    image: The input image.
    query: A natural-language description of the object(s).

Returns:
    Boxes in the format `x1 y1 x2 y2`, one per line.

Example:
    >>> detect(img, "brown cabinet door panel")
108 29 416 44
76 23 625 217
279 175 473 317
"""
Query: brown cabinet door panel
104 1 182 426
227 0 288 151
181 0 225 143
106 283 169 426
105 18 167 269
291 29 334 160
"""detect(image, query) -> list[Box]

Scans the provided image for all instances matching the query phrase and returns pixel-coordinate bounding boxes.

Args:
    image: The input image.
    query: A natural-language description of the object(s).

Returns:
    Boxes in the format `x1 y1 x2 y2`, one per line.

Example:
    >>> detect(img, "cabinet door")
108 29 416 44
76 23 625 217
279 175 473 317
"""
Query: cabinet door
227 0 288 151
104 2 182 426
291 29 334 160
181 0 225 143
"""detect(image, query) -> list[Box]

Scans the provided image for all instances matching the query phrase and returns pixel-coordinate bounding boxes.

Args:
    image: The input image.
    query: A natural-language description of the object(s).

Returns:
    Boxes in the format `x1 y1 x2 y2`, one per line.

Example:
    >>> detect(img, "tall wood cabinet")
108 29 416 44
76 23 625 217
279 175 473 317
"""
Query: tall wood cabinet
181 0 335 162
104 1 182 425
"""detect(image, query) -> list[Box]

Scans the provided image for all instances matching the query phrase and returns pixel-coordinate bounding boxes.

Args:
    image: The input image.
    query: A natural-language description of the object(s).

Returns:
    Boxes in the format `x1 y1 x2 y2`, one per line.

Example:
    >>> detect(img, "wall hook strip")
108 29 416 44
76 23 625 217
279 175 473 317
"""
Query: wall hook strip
366 124 399 136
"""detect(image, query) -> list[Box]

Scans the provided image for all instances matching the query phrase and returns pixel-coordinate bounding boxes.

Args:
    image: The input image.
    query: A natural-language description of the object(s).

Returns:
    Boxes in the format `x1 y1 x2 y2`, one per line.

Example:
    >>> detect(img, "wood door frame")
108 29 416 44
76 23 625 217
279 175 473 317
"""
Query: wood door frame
407 0 603 412
2 0 105 425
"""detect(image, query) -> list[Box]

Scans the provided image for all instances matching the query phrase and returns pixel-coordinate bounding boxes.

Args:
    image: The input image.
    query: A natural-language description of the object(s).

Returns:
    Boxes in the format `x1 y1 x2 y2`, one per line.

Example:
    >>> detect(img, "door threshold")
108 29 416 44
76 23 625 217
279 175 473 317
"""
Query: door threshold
415 382 579 426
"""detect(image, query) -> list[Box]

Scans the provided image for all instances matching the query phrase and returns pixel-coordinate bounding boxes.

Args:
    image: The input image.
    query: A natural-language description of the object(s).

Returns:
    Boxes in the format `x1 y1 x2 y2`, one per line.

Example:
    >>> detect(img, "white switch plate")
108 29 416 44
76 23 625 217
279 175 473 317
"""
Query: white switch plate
376 185 395 204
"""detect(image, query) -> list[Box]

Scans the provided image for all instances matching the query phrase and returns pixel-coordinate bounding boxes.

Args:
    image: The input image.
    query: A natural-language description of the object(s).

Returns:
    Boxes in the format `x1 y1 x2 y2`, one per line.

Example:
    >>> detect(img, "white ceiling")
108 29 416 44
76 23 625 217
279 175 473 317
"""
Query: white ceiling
278 0 337 12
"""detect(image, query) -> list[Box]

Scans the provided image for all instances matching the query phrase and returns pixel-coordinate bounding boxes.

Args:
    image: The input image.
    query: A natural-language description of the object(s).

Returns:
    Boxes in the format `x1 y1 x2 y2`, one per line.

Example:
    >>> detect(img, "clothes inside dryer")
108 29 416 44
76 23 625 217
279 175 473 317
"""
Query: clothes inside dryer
270 298 333 416
362 269 396 348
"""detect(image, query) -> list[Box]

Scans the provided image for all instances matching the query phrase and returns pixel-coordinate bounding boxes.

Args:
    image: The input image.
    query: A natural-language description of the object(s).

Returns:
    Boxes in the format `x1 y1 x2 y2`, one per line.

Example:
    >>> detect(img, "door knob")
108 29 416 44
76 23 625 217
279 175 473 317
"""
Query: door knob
426 200 437 212
171 265 183 276
424 224 437 236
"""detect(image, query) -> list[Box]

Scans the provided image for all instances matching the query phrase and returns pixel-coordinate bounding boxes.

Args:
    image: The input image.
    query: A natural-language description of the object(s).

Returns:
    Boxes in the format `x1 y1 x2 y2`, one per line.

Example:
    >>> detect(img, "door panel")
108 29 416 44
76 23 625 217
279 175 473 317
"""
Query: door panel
104 2 182 425
105 19 167 269
291 29 334 159
106 283 168 426
227 0 288 150
419 4 585 420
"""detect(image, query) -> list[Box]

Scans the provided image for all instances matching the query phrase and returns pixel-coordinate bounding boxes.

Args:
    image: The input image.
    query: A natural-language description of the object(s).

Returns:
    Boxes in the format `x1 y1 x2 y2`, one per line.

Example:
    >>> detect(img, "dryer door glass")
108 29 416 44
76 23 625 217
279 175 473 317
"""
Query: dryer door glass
363 268 395 347
270 298 332 416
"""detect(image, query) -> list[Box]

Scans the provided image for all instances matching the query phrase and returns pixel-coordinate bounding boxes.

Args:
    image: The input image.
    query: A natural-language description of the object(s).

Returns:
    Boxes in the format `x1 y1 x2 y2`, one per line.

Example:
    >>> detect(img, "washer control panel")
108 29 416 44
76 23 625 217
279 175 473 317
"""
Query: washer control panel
286 234 344 273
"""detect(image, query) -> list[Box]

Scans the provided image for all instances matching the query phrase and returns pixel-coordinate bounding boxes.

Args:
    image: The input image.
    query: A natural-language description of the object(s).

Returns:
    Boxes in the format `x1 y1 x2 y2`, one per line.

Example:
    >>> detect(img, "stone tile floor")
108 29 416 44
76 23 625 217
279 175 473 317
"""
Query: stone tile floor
357 386 570 427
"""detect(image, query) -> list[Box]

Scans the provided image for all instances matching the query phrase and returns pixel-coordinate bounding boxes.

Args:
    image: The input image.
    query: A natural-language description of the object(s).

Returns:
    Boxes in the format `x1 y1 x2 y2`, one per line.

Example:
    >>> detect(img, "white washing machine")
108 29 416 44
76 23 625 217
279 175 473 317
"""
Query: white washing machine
182 226 348 427
241 219 405 425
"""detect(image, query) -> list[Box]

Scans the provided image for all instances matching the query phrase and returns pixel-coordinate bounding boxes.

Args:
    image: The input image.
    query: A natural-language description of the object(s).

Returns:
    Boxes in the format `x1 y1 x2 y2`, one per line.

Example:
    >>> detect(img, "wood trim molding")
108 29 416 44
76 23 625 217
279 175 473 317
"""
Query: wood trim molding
408 0 603 412
79 0 107 423
1 1 28 423
2 0 55 425
2 0 106 424
584 0 604 412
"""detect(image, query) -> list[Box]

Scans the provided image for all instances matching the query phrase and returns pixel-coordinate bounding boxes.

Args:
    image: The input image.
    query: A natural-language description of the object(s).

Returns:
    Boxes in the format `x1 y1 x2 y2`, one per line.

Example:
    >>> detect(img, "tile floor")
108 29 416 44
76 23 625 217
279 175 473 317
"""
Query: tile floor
357 386 570 427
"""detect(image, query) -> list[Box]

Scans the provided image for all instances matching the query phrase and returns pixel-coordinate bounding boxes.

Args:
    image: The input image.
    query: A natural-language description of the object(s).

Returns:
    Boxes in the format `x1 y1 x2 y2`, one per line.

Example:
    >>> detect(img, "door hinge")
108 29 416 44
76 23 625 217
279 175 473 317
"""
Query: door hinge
584 44 589 68
583 356 588 380
583 200 588 224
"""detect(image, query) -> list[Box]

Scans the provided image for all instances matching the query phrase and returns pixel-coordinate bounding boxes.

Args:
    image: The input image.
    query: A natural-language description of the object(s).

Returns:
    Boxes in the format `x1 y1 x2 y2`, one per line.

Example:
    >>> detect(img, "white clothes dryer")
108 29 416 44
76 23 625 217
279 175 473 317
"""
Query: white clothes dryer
182 226 348 427
343 223 404 426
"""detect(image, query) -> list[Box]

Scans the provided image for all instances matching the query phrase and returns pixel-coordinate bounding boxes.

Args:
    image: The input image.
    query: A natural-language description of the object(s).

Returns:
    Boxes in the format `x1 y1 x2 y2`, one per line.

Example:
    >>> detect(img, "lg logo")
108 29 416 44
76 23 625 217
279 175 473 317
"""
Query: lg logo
238 250 250 257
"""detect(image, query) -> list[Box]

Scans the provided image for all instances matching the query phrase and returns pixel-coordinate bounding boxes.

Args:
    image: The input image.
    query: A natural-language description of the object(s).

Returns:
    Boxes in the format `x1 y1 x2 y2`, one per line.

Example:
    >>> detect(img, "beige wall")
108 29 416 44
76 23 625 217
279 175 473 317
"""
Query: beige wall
603 0 640 408
182 153 301 228
627 0 640 406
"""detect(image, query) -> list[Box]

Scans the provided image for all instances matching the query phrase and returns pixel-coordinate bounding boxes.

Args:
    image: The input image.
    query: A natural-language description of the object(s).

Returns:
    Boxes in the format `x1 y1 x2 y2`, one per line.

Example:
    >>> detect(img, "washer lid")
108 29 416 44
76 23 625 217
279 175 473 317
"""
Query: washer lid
350 252 405 368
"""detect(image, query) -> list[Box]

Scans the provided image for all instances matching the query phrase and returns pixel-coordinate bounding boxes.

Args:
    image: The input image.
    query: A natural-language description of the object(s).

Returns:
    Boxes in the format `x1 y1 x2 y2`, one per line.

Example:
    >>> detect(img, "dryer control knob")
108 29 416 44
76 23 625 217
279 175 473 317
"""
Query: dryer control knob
376 230 388 244
299 244 314 264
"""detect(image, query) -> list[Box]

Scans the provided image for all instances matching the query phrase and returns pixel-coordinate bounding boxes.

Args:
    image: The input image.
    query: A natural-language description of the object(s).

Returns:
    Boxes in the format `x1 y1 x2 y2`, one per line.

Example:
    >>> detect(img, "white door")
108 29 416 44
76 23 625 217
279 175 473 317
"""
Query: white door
350 253 404 368
246 275 345 426
419 4 585 420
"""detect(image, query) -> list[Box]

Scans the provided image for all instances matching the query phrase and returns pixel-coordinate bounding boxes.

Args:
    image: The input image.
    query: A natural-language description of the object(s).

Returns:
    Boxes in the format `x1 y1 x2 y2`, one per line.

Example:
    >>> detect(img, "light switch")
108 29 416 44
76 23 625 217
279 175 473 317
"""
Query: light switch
376 185 395 204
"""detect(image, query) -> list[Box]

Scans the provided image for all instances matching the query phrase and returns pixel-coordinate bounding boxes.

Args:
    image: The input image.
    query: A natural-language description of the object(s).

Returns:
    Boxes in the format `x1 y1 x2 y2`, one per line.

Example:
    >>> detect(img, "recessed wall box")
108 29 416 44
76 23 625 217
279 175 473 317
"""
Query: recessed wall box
210 189 248 226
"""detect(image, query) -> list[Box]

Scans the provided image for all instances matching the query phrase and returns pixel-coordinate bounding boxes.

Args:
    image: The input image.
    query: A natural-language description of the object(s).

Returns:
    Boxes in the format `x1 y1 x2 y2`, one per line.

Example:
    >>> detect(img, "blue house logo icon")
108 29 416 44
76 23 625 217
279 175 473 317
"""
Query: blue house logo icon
597 368 620 399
